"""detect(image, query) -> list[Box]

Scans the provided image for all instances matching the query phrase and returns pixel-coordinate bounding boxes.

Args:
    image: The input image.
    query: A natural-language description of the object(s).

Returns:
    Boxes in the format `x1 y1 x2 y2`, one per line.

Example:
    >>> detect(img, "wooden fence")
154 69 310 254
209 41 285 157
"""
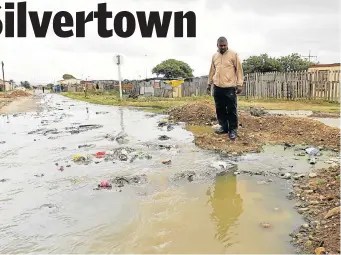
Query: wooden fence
245 70 340 102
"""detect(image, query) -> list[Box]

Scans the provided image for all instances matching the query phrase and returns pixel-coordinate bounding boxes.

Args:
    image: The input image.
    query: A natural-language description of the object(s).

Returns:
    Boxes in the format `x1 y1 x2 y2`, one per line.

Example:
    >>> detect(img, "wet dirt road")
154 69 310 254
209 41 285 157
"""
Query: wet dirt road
1 93 335 254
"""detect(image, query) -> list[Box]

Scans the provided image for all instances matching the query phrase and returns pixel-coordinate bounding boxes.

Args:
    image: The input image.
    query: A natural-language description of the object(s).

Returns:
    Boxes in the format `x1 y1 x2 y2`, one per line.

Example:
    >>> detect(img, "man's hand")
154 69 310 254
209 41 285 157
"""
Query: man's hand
236 85 242 94
206 85 212 95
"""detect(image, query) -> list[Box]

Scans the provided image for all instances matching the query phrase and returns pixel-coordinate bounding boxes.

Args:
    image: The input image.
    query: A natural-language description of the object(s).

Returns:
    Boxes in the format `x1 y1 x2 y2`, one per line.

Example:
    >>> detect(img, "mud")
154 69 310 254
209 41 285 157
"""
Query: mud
167 101 340 153
289 164 340 254
0 93 337 254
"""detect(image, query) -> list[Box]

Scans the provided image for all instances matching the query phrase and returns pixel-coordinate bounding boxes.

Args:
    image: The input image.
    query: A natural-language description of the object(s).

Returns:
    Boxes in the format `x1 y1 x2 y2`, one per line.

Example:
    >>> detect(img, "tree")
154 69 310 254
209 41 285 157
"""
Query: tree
46 83 54 89
152 59 194 79
63 74 76 79
242 53 314 74
278 53 314 72
242 54 281 74
20 81 31 89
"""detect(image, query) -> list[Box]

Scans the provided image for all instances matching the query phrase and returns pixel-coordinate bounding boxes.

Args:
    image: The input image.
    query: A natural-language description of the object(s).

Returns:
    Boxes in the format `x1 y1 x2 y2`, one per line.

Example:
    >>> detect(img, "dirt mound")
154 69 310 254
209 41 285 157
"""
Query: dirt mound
168 101 340 152
167 100 217 125
0 90 31 98
291 164 340 254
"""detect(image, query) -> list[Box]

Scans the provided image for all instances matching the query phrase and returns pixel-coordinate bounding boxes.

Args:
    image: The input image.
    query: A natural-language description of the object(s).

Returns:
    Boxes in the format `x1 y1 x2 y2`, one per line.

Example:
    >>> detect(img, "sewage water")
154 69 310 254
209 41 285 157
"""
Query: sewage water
0 92 327 254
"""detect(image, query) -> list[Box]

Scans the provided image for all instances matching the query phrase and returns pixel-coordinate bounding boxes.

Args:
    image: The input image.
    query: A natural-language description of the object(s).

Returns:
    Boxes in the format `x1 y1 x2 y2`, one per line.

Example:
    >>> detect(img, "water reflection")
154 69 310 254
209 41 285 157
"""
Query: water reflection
208 171 243 247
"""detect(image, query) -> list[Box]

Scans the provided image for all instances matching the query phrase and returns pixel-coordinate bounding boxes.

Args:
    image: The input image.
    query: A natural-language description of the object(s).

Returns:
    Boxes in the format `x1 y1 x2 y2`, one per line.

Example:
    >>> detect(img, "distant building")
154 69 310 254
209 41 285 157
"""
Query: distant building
57 78 82 86
308 63 340 82
308 63 340 72
0 79 13 91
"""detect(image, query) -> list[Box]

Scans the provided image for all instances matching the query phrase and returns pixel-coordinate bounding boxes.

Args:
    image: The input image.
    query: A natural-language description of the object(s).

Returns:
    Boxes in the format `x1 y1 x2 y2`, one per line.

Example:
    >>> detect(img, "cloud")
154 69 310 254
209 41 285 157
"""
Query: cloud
205 0 340 15
0 0 339 84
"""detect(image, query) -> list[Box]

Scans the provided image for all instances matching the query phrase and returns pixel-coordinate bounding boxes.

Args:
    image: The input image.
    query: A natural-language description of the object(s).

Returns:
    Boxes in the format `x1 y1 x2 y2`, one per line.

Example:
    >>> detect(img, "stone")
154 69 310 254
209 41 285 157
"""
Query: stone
301 223 309 229
309 173 317 178
297 208 309 213
324 207 340 219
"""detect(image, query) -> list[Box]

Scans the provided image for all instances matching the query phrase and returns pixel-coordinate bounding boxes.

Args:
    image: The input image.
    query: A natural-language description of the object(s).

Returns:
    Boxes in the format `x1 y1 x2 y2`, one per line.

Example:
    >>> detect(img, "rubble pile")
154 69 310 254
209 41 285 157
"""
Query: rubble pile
0 90 31 98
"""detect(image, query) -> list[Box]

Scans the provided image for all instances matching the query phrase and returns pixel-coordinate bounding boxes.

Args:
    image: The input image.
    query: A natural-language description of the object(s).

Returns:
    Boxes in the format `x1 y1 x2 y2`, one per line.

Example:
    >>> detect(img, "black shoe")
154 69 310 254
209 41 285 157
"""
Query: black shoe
215 127 228 134
229 129 237 140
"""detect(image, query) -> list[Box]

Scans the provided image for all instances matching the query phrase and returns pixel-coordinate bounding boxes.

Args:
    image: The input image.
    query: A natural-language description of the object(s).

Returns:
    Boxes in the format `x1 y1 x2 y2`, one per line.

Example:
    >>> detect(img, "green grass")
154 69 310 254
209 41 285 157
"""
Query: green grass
60 91 340 114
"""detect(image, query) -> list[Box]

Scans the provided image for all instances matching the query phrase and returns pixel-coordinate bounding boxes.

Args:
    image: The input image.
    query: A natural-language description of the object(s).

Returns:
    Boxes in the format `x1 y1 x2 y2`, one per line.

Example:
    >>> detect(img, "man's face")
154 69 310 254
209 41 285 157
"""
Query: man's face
217 41 228 54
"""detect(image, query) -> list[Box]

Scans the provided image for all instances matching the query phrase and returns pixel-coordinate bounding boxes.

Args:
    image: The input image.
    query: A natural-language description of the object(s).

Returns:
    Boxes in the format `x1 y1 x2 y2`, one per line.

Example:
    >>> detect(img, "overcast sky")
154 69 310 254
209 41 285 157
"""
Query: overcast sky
0 0 340 84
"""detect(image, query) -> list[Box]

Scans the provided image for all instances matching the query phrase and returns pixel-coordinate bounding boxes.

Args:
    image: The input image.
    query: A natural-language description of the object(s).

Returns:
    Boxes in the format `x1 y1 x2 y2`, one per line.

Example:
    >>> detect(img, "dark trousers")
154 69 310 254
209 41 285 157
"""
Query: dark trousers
213 85 238 131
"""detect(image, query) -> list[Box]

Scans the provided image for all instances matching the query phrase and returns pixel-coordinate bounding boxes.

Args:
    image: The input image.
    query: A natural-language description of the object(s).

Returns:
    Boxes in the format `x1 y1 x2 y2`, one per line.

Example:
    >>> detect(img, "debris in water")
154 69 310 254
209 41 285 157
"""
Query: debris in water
162 159 171 165
159 135 170 141
260 222 271 228
78 144 96 149
306 147 320 156
309 158 317 164
94 151 106 158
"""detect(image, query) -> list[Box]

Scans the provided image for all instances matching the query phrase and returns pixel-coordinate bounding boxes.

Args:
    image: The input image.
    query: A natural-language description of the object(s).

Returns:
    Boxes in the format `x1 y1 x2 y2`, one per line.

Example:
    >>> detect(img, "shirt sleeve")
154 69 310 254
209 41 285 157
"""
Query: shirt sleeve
235 54 244 86
208 56 215 85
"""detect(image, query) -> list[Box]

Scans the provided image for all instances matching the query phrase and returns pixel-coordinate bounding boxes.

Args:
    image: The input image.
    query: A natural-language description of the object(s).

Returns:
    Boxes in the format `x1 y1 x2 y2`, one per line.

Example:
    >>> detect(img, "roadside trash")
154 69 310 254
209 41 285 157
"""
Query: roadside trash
94 151 106 158
280 173 291 179
211 161 231 170
78 144 96 149
95 111 109 115
162 159 171 165
309 158 317 164
58 166 64 171
34 174 44 177
158 119 168 127
305 147 319 156
72 154 91 163
167 124 174 131
159 135 170 141
294 152 306 156
99 180 112 188
260 222 271 228
0 141 5 144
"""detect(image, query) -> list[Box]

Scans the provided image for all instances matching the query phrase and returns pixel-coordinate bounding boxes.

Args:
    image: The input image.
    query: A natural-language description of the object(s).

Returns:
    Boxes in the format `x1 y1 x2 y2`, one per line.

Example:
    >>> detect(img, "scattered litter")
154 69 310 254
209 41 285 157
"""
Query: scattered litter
305 147 319 156
159 135 170 141
309 158 317 165
260 222 271 228
162 159 171 165
94 151 106 158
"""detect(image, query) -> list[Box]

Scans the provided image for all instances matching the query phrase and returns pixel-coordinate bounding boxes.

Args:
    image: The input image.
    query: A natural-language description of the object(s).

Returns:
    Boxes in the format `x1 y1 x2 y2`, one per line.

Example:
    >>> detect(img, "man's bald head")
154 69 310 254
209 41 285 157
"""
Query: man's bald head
217 36 228 54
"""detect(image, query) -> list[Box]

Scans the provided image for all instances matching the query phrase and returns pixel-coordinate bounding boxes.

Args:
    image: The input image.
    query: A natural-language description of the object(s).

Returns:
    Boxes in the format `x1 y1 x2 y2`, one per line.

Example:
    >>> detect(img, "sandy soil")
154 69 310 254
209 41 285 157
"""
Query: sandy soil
290 164 340 254
0 95 38 114
167 101 340 154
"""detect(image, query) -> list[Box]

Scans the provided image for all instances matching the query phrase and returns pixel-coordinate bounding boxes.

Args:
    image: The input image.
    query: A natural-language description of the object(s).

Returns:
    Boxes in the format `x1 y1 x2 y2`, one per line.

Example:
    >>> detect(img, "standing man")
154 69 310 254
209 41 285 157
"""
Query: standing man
207 36 244 140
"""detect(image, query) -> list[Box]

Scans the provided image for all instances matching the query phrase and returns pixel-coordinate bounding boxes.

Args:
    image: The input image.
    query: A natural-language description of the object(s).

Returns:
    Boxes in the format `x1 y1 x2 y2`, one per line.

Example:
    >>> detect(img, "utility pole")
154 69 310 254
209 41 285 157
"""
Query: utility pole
116 55 123 100
1 61 5 92
302 50 317 62
145 54 147 79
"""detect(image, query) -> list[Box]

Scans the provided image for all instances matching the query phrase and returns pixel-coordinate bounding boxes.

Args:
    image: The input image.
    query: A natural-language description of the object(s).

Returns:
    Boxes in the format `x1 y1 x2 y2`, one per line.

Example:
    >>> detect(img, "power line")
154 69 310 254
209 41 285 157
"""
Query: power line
302 50 317 62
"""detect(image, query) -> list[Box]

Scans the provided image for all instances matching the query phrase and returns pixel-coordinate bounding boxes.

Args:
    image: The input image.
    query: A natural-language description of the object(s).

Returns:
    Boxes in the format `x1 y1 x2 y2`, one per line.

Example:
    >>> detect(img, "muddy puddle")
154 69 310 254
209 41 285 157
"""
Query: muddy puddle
0 93 336 253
